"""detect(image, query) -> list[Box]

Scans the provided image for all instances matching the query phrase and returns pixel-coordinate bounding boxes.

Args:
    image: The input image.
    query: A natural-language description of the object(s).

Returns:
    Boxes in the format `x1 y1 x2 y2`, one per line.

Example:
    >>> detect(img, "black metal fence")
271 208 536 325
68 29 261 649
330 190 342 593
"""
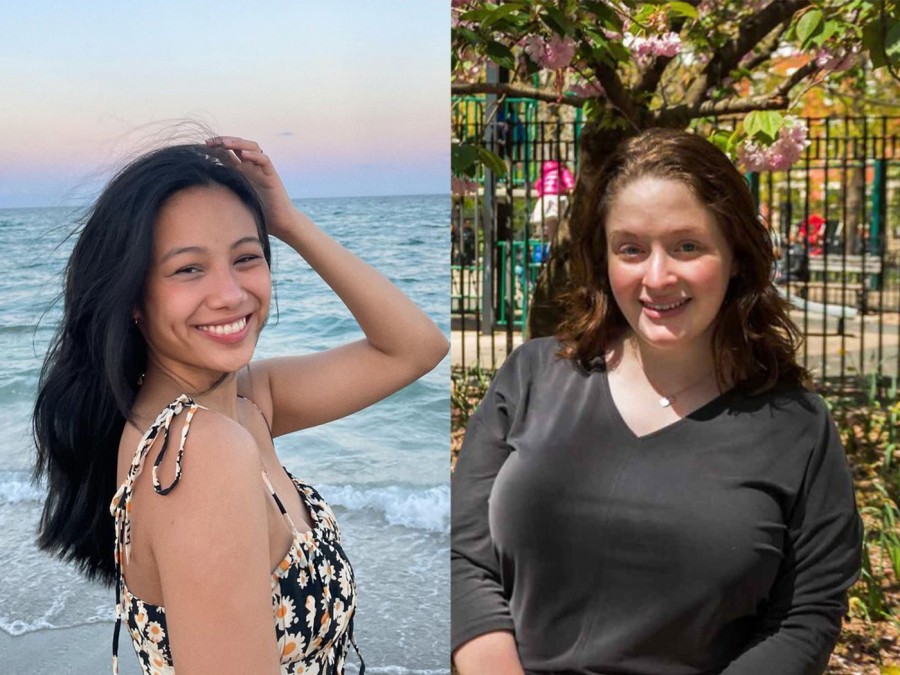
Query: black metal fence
452 104 900 395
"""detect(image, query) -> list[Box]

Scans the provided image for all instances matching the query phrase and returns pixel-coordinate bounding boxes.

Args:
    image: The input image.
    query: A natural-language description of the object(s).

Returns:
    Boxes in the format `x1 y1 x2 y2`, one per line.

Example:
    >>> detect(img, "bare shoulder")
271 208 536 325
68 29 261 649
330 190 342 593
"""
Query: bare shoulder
237 363 276 428
140 405 281 671
145 406 268 562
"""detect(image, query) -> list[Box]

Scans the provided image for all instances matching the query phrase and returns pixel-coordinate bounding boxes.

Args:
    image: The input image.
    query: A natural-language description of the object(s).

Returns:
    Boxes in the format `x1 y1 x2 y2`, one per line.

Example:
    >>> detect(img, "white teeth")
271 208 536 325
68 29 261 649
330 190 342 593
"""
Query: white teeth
198 316 247 336
644 299 689 311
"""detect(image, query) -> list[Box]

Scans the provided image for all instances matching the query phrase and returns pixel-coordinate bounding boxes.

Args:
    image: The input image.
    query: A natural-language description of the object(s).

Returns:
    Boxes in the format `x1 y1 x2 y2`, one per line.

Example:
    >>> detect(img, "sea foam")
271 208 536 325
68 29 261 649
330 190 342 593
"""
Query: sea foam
0 472 43 505
318 484 449 535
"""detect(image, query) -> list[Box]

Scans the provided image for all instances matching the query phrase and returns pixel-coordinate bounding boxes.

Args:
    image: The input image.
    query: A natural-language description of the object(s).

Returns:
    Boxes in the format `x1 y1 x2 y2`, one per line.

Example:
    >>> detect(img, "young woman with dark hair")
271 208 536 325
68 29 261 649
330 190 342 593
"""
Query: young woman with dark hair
34 136 448 674
452 129 862 674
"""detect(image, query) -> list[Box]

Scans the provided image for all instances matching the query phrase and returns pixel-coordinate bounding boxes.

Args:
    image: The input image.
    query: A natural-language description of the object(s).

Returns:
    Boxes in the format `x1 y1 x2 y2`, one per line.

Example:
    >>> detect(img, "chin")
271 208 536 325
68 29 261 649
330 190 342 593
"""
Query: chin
633 325 694 350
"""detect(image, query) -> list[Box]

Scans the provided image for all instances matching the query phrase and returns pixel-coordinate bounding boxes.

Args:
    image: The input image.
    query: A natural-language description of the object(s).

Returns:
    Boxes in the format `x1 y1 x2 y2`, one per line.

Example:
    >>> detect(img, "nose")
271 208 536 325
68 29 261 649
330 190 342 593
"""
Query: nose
207 266 246 308
643 248 676 289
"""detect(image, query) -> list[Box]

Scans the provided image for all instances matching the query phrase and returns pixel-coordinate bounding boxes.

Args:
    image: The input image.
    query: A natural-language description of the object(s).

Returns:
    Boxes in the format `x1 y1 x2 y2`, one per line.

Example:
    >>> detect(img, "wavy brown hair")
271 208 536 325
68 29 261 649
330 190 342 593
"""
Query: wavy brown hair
557 128 810 394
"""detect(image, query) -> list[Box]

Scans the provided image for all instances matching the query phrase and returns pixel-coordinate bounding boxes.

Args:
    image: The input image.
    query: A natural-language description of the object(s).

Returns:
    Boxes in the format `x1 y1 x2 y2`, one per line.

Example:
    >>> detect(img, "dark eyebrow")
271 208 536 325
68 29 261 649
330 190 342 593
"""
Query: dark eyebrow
232 236 263 249
160 237 262 264
160 245 206 264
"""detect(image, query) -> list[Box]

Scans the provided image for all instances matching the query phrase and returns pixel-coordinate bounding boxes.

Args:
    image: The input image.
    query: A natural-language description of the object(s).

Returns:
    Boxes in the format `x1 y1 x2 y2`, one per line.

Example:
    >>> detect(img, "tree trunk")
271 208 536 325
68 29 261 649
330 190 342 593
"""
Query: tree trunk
526 122 638 338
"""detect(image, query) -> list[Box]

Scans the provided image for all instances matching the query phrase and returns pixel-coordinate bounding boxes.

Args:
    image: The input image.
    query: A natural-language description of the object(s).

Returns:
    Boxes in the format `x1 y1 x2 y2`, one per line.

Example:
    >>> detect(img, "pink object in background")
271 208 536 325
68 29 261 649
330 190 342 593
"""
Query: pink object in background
535 161 575 197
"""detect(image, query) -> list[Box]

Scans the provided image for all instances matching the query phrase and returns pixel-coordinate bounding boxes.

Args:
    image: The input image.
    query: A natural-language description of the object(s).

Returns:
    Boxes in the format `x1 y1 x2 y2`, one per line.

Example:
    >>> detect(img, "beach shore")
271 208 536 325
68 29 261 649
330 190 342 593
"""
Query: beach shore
0 623 142 674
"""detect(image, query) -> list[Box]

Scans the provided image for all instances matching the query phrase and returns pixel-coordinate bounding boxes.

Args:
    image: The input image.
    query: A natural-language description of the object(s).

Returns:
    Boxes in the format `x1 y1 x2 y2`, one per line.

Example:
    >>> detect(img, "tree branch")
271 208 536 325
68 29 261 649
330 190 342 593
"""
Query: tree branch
684 0 810 110
451 81 587 107
740 20 791 73
568 26 641 127
594 65 641 127
655 58 821 125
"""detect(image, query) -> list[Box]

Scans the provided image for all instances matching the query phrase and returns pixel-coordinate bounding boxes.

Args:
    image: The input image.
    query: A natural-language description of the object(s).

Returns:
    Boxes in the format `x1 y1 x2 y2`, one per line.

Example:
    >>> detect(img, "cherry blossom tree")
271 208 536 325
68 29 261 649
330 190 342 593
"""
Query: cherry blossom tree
451 0 900 336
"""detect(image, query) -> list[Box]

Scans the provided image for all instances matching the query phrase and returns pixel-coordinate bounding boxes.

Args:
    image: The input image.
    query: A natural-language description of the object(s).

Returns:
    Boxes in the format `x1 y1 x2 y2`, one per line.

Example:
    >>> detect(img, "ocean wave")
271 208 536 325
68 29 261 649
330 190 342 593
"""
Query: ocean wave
319 484 449 535
0 472 43 505
0 598 112 636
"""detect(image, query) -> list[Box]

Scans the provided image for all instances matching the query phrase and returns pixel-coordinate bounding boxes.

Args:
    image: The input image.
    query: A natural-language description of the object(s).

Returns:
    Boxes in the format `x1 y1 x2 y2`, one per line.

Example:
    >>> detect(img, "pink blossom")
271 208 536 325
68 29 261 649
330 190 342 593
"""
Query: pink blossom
815 46 860 72
544 34 577 70
521 33 576 71
523 35 546 64
737 117 810 172
624 32 683 63
655 32 682 57
737 141 768 172
451 177 477 196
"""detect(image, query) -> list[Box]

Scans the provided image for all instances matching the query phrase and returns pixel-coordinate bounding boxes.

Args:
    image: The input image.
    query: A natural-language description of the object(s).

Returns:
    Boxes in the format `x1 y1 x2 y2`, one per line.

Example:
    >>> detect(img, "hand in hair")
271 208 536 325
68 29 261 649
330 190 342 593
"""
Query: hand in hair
205 136 299 241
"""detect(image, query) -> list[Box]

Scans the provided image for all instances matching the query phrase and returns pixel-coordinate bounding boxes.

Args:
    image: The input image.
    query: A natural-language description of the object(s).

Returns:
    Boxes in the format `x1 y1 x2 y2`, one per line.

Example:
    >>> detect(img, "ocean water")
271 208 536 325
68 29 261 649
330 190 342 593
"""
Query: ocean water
0 194 450 672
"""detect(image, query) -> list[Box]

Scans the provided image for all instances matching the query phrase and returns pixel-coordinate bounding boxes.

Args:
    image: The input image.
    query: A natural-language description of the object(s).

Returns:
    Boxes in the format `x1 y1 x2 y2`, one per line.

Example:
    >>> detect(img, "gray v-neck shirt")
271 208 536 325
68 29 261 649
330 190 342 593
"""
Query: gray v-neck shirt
451 337 862 674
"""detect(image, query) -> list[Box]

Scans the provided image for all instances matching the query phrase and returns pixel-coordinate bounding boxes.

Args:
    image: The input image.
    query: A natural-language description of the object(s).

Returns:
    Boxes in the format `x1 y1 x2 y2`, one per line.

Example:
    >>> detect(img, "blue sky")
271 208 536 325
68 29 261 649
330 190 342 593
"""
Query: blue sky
0 1 448 207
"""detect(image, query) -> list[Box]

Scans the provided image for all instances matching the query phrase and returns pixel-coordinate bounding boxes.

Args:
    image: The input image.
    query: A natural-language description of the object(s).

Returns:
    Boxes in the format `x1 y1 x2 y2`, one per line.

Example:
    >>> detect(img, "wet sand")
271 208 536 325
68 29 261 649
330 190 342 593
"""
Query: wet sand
0 623 142 674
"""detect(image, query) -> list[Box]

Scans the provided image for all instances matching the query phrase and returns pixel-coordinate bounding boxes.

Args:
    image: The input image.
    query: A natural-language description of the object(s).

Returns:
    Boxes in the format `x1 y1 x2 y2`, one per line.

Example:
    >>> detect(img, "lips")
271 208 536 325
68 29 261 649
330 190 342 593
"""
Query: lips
195 315 250 336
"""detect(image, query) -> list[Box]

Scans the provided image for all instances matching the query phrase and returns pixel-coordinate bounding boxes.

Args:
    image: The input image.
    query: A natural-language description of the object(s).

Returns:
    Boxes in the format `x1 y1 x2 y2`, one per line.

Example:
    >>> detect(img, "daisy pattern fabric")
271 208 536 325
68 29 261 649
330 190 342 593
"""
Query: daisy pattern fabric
110 395 362 674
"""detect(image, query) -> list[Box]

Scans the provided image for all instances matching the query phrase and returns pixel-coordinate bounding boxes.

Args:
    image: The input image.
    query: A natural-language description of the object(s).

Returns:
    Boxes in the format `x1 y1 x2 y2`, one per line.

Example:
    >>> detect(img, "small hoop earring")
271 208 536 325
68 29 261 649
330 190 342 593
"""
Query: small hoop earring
137 373 145 386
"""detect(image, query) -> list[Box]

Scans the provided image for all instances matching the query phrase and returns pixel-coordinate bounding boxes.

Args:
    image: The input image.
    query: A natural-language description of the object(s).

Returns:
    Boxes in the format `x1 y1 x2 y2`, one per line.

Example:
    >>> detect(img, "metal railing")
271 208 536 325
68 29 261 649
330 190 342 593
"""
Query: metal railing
452 109 900 397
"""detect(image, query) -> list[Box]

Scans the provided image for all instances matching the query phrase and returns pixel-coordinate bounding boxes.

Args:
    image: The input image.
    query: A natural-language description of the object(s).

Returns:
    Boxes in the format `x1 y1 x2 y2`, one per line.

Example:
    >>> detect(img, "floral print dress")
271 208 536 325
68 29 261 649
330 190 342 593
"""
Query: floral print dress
109 395 363 675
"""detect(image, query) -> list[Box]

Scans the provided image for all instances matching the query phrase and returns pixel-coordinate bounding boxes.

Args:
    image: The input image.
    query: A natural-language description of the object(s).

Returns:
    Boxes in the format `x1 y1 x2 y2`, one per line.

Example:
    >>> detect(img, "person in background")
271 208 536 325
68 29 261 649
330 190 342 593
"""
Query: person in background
529 159 575 247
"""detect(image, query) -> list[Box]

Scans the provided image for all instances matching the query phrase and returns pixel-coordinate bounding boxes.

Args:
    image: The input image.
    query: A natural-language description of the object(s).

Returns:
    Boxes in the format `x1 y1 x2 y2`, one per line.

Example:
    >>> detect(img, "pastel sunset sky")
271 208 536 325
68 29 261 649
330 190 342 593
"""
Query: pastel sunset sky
0 1 448 207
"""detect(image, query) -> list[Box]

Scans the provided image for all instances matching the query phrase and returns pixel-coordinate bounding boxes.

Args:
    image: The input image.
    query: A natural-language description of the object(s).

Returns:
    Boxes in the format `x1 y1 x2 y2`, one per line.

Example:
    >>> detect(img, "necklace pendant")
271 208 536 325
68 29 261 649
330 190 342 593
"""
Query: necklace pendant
659 396 672 408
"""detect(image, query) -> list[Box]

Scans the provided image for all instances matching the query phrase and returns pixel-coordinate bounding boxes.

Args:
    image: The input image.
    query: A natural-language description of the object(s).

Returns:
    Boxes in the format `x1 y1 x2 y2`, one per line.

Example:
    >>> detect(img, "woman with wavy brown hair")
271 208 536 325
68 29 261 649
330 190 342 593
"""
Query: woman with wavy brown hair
452 129 862 675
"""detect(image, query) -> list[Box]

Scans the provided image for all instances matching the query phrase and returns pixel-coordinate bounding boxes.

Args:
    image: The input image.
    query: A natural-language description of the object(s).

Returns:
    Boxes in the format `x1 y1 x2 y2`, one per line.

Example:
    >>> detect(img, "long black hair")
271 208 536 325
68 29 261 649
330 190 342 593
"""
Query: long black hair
33 145 271 584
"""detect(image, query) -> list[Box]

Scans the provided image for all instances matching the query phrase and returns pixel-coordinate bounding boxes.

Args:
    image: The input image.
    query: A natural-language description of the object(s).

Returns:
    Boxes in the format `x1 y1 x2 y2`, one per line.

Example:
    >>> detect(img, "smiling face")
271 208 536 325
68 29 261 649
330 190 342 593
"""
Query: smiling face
138 184 271 386
605 175 734 355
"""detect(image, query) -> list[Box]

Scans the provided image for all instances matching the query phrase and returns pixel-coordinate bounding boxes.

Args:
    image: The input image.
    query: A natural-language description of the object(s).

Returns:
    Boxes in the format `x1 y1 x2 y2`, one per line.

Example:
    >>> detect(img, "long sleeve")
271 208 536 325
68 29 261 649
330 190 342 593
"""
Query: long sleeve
721 402 863 675
451 346 530 653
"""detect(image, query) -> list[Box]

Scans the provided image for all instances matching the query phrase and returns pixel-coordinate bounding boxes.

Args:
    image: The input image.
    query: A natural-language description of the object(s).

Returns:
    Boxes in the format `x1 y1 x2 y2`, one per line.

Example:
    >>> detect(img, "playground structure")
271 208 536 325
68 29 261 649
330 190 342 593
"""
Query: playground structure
452 103 900 391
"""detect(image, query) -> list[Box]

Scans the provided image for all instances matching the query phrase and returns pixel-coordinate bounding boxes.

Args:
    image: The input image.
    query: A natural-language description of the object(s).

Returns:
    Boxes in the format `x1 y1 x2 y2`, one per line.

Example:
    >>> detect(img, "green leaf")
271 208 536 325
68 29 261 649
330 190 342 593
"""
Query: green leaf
545 4 576 33
484 40 516 69
582 0 619 26
451 143 479 178
583 99 601 122
540 8 568 36
483 3 523 30
744 111 784 143
886 20 900 65
454 26 482 47
820 19 840 43
796 8 823 49
584 28 609 47
460 8 497 23
591 45 616 69
475 146 508 177
865 17 900 70
863 19 887 68
708 130 731 153
667 1 698 20
606 40 631 63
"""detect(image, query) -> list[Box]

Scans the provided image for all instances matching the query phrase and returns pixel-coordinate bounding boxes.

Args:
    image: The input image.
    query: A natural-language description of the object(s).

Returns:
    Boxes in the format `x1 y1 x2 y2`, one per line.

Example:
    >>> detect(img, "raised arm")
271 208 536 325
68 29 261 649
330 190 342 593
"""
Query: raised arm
147 411 281 673
721 404 862 674
208 136 448 436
